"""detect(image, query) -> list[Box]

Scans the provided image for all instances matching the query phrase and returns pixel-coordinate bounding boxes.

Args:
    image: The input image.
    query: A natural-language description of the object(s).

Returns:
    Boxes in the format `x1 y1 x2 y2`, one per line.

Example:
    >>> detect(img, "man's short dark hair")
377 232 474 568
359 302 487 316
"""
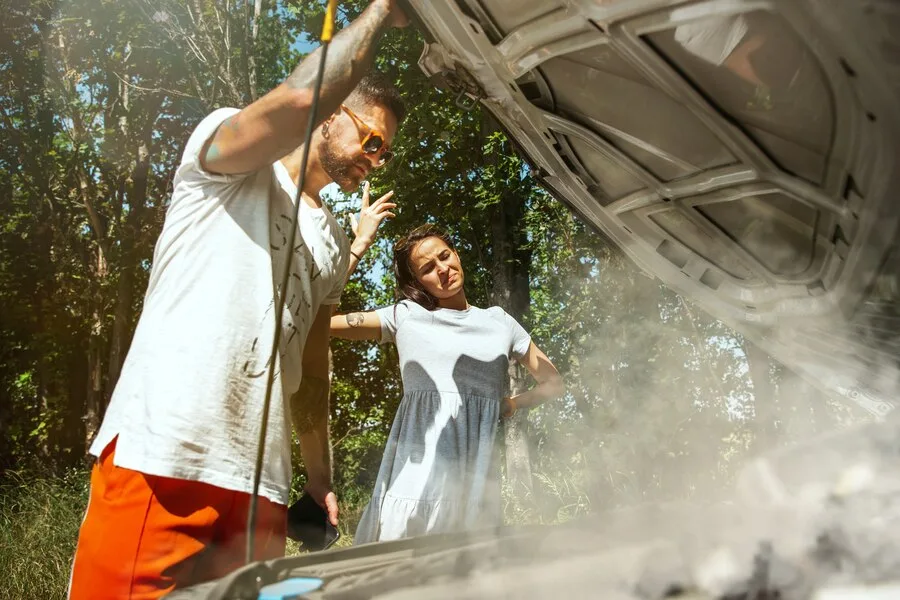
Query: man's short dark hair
347 72 406 125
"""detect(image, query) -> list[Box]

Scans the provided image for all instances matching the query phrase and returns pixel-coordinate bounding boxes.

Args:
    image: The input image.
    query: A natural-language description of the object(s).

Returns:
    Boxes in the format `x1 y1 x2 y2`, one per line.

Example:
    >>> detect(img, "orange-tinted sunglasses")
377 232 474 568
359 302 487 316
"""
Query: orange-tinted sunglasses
340 104 394 166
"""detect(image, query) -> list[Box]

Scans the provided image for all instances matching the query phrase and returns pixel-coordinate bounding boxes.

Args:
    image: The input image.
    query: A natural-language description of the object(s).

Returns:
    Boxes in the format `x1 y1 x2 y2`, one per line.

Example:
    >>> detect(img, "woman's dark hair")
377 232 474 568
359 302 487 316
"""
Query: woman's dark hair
392 224 455 310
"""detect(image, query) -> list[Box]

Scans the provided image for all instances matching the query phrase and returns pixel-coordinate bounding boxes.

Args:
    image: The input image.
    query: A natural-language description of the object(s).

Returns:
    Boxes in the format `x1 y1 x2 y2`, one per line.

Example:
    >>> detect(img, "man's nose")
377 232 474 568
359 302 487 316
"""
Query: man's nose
361 152 378 170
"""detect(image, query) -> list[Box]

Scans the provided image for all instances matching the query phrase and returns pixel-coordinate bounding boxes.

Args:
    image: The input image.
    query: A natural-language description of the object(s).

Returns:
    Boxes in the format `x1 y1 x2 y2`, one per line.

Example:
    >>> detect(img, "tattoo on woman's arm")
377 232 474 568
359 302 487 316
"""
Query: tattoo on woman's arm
346 313 364 328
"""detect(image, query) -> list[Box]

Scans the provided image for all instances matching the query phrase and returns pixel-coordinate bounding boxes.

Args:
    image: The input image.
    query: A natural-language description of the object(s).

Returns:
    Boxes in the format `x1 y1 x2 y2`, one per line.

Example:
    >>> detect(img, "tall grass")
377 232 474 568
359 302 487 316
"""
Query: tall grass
0 469 89 600
502 464 593 527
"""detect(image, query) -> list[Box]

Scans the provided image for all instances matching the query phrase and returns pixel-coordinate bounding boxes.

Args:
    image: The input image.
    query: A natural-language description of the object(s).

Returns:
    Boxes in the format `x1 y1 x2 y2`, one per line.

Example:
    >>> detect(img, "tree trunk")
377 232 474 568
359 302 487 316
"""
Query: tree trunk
503 363 533 497
36 343 52 459
483 119 534 502
107 138 151 397
56 25 111 449
247 0 263 101
63 344 89 465
745 340 779 452
107 267 134 399
85 308 105 446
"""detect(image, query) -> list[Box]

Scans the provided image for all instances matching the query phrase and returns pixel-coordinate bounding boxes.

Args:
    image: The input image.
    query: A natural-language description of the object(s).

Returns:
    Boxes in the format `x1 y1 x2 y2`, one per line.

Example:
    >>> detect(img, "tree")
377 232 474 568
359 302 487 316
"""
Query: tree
0 0 297 468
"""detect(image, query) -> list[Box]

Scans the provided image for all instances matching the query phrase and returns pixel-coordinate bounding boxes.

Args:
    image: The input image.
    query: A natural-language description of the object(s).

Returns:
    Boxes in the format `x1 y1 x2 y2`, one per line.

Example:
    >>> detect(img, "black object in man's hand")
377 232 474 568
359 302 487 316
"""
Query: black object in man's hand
286 492 340 551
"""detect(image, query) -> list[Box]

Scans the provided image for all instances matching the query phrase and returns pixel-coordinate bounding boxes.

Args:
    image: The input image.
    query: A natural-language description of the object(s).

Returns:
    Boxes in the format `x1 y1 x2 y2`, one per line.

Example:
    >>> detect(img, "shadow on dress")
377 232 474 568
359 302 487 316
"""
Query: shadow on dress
403 353 509 538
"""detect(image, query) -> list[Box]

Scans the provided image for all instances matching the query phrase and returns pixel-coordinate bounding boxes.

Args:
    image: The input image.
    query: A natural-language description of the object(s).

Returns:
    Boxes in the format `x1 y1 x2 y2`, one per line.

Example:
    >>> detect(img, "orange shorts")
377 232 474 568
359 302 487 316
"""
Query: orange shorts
68 438 287 600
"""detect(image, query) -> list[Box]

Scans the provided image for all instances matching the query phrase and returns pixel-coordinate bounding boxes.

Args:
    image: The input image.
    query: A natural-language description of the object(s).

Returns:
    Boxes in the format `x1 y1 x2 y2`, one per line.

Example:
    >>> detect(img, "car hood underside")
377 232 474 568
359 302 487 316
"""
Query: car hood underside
409 0 900 417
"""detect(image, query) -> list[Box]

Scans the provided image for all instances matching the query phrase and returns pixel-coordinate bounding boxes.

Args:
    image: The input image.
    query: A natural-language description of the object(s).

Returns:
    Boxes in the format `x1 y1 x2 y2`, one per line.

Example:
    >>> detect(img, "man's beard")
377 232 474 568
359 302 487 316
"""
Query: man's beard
319 138 365 192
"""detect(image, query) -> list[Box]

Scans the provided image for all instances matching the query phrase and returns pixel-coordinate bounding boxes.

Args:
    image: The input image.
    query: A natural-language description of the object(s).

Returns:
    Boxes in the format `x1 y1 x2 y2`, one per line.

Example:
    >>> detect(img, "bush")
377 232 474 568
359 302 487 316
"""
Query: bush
0 469 89 600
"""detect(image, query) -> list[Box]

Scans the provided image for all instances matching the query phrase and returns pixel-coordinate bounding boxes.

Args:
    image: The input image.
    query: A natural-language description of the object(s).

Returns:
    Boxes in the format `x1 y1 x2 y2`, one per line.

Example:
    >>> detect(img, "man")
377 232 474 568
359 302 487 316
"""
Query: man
68 1 407 597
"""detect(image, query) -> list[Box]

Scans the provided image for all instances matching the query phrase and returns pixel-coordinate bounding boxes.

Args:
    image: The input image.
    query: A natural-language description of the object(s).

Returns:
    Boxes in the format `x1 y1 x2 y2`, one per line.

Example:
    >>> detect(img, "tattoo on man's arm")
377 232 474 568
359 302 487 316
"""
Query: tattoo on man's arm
346 313 365 328
284 2 390 108
221 114 241 133
290 375 330 435
204 115 241 165
205 143 221 163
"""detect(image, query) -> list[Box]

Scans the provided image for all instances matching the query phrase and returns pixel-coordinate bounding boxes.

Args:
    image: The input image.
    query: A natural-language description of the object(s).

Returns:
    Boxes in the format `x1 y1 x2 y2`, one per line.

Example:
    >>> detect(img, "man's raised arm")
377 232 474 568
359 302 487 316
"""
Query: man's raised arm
200 0 406 175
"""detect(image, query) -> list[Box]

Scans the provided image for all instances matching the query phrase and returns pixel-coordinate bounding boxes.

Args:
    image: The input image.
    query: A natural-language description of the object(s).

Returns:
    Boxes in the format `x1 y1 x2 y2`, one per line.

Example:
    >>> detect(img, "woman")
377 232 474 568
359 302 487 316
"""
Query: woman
331 224 563 544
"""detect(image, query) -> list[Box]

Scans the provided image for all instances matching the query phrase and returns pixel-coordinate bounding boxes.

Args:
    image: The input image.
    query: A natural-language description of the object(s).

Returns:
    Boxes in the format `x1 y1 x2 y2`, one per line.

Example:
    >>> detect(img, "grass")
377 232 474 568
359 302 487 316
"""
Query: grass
0 469 89 600
502 464 592 527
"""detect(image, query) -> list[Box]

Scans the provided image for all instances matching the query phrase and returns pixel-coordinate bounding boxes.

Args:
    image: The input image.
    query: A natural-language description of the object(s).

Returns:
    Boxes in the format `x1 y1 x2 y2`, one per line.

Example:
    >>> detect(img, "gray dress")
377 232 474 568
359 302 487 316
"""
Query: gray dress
353 301 532 544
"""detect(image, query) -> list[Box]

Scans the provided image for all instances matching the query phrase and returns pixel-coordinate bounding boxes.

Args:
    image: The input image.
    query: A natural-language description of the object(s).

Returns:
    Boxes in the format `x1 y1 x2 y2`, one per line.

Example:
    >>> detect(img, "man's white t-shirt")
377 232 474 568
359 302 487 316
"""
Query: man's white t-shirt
90 108 350 505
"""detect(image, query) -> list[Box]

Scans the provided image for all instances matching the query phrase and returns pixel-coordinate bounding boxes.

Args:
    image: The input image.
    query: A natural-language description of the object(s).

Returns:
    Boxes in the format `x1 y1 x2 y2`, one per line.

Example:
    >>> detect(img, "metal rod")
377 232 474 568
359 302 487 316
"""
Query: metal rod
245 0 337 564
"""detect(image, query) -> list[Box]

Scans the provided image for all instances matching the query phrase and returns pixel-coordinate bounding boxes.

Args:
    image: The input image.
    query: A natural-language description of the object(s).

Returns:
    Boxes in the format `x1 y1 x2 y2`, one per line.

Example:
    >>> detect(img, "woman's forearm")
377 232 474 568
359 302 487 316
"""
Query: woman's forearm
508 374 564 411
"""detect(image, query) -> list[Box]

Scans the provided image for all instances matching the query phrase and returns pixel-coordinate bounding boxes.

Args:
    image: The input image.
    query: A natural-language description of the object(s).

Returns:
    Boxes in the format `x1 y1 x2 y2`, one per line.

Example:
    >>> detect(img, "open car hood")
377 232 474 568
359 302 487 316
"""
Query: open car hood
408 0 900 418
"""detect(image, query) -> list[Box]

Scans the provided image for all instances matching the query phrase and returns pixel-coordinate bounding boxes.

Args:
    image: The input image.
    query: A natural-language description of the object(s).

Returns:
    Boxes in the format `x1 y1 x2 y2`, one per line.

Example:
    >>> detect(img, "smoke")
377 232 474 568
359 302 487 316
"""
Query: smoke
521 253 839 519
474 236 900 599
357 328 900 600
